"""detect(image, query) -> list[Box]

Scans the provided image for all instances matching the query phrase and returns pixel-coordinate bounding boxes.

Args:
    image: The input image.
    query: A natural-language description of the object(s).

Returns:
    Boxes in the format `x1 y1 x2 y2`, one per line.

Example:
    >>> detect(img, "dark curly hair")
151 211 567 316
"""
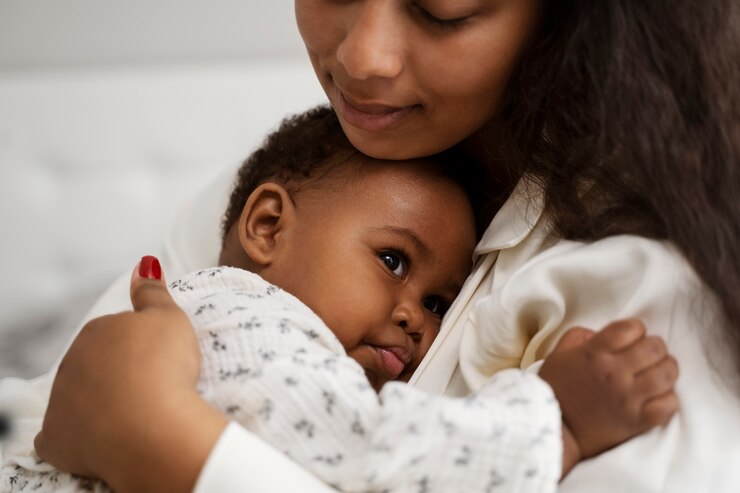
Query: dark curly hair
502 0 739 379
221 105 490 243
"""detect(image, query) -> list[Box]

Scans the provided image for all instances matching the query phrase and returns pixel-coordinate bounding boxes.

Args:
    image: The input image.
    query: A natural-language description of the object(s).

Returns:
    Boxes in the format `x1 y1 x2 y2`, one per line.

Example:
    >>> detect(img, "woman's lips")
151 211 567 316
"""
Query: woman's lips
374 346 410 380
335 89 418 133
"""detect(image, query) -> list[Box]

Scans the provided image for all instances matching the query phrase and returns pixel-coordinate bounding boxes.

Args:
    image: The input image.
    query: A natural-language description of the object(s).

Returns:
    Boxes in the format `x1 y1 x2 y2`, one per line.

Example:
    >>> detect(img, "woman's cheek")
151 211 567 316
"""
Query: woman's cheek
296 0 341 54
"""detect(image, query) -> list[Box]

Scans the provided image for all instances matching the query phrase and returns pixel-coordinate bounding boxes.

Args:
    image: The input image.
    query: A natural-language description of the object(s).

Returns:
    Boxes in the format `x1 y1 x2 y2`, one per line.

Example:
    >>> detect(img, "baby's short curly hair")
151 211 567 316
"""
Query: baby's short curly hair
221 105 487 243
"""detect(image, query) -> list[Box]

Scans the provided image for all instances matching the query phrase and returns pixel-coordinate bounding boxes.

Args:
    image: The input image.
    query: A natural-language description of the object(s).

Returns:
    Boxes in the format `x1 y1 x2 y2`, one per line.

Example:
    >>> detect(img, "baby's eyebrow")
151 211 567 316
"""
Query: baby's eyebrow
373 226 432 260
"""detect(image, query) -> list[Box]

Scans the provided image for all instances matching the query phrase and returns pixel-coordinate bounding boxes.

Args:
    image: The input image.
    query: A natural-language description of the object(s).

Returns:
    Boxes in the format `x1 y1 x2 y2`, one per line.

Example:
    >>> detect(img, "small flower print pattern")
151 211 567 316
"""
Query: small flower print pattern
1 267 561 493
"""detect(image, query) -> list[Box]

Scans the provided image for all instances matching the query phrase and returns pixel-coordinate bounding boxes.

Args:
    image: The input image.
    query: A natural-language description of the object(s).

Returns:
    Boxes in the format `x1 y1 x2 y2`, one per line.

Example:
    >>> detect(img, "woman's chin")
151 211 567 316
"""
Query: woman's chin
338 121 449 161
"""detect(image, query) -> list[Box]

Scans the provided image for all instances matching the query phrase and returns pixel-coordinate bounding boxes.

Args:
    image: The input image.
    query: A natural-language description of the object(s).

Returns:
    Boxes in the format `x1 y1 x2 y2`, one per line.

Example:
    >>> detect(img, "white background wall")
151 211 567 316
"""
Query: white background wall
0 1 306 68
0 1 327 377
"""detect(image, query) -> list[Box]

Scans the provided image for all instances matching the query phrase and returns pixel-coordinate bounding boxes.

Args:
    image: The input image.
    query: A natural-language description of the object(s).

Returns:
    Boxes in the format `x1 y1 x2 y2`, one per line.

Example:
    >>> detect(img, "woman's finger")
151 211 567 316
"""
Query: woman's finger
130 255 177 312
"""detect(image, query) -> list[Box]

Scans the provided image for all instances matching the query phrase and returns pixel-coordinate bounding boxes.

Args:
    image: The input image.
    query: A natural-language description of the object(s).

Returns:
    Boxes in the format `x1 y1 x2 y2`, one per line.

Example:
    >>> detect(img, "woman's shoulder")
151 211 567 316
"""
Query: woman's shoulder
510 231 701 294
481 232 709 358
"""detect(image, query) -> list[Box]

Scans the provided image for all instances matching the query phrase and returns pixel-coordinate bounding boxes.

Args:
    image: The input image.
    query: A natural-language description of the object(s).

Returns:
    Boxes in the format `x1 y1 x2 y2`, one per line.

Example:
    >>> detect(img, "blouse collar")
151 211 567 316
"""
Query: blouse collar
474 175 546 256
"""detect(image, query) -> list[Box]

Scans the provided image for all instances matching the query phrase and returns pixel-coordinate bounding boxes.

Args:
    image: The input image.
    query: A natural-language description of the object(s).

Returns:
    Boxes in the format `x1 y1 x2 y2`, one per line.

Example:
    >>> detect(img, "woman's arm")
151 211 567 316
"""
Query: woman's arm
35 261 226 492
31 165 342 492
34 260 335 493
461 235 740 491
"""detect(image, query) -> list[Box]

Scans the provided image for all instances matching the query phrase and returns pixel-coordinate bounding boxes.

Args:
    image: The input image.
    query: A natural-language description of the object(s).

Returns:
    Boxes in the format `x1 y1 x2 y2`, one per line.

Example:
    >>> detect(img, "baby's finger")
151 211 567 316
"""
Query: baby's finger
640 390 679 429
130 255 176 312
634 355 679 398
618 335 669 372
590 319 647 352
552 327 595 352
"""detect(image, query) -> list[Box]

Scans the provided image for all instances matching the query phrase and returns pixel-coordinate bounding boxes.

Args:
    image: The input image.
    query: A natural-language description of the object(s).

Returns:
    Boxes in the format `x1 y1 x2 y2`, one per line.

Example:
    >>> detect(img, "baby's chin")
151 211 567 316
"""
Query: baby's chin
363 365 417 393
397 367 416 384
363 367 387 393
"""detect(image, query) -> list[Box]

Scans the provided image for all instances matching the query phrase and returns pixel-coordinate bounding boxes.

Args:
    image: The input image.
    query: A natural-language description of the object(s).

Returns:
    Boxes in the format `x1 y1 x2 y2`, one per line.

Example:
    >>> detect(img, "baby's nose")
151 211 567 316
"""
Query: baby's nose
392 302 425 340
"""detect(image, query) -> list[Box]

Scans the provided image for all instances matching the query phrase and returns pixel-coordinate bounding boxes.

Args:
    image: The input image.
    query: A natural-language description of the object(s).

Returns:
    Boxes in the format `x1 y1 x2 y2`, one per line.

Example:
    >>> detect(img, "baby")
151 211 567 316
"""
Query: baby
2 107 677 492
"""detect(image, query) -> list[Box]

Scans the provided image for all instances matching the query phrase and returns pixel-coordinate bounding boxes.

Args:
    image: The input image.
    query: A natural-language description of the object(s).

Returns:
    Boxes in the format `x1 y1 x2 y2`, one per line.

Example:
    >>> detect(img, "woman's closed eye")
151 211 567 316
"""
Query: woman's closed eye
410 2 472 29
379 250 409 278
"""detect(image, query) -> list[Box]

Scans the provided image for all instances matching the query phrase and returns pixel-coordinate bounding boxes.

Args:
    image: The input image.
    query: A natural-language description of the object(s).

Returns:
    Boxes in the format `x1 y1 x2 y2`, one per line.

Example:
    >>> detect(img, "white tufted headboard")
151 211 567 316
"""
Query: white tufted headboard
0 60 327 377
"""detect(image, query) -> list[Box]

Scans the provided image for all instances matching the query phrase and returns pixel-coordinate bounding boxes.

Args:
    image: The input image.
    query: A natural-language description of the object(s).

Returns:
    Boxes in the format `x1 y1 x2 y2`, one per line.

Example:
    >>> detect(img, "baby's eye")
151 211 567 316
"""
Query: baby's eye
379 251 408 278
423 296 447 317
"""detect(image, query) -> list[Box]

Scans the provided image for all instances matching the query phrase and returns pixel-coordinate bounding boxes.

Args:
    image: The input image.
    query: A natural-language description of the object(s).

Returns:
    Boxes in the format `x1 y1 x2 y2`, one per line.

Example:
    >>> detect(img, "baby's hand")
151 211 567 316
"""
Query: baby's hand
539 319 679 465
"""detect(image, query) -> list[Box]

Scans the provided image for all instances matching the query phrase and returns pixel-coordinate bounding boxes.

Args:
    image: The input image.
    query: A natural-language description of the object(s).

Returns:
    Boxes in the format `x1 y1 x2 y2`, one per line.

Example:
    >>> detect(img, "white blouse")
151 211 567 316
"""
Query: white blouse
413 178 740 492
192 173 740 492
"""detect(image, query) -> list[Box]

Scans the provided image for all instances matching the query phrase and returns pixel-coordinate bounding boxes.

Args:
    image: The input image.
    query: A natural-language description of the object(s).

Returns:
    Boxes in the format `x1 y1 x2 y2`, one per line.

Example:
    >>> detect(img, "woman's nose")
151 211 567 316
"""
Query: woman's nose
336 2 404 81
391 299 425 340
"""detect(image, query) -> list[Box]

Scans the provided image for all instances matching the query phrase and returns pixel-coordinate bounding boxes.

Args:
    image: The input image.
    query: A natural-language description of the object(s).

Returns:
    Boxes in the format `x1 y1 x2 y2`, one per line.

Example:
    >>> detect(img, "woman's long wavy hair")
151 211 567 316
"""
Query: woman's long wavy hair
503 1 739 378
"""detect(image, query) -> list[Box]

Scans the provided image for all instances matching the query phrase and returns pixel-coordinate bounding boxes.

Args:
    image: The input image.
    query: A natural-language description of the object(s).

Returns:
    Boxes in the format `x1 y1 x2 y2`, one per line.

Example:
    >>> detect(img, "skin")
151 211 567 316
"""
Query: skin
295 0 543 160
230 157 477 390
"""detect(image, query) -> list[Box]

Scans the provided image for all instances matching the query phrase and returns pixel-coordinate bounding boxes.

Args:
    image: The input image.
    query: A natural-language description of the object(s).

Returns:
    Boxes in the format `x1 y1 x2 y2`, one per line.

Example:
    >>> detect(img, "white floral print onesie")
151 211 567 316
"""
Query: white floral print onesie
1 267 562 493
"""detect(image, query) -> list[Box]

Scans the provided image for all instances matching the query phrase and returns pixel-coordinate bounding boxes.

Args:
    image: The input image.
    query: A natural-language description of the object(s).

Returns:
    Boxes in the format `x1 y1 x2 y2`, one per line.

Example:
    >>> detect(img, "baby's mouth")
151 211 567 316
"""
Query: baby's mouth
373 345 411 380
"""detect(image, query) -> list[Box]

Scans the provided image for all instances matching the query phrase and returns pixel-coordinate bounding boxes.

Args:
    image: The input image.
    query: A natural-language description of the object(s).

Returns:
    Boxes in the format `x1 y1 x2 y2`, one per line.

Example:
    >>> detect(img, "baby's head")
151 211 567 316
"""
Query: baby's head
220 106 480 390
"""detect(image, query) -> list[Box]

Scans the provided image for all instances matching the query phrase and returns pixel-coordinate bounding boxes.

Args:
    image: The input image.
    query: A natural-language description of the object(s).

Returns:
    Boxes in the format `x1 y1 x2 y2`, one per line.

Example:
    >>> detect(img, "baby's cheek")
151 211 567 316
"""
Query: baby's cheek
347 349 385 392
417 326 440 360
395 326 438 381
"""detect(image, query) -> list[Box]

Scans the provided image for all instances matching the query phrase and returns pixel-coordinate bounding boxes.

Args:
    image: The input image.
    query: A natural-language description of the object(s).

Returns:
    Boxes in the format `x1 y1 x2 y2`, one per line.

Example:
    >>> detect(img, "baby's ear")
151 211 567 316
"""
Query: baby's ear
237 183 295 266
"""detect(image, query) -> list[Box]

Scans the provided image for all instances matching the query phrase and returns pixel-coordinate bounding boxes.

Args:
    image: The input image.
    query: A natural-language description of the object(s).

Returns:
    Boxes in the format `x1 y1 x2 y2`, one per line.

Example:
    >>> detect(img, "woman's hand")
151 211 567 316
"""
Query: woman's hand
35 256 228 493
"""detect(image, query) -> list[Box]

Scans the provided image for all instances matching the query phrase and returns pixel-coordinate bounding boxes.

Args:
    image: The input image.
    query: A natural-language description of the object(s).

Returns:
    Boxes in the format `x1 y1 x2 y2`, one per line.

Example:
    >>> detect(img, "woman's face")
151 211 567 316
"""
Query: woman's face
295 0 542 160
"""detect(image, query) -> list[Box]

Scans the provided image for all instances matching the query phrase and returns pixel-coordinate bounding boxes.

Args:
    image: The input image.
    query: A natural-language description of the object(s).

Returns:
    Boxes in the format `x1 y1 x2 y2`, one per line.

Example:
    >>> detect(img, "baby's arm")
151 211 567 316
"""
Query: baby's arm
238 357 563 493
185 270 563 493
538 319 679 477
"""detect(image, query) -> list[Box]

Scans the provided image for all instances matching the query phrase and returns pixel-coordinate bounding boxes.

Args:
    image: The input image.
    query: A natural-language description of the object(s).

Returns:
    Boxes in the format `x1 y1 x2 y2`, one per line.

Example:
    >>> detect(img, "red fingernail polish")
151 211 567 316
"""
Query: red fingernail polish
139 255 162 280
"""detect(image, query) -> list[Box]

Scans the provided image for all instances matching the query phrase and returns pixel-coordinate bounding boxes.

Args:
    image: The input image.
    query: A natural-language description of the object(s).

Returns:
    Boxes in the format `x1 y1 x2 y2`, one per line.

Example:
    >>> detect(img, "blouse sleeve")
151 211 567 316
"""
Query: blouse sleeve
460 235 740 492
193 422 338 493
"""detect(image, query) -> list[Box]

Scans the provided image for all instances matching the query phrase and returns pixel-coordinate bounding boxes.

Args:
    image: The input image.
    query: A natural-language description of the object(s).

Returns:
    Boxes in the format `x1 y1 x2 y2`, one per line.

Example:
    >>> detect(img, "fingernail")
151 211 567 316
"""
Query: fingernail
139 255 162 280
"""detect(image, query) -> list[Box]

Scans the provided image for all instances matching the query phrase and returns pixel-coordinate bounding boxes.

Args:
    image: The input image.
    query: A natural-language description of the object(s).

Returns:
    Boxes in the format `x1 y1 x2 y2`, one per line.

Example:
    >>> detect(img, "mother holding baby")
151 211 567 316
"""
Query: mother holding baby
29 0 740 492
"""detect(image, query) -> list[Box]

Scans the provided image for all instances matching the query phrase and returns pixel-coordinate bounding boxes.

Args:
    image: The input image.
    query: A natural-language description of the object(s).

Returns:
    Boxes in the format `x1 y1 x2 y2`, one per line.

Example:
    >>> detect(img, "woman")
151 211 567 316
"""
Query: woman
27 0 740 492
